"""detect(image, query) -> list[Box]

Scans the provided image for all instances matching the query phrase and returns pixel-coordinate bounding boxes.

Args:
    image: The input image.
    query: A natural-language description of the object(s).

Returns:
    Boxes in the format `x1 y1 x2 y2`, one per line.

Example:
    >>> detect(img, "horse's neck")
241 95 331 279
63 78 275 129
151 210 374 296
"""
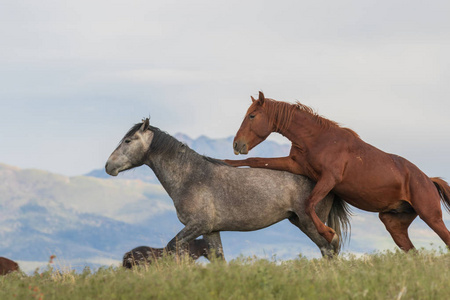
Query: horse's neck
146 152 187 200
279 109 325 149
145 148 205 201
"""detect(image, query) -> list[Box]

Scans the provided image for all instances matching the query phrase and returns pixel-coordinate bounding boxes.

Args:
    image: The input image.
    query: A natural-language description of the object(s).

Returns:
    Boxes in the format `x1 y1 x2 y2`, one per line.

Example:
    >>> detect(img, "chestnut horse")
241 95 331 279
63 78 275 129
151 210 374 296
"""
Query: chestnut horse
225 91 450 251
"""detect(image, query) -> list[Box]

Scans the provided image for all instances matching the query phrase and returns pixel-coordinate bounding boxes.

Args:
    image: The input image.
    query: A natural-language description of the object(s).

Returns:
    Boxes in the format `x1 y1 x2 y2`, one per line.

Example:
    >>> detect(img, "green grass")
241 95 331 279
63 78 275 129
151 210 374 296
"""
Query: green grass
1 249 449 300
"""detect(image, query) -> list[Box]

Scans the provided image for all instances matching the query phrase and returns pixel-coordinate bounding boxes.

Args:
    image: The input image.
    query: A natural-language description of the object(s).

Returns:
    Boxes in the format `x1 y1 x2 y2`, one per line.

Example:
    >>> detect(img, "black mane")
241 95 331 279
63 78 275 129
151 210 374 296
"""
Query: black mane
122 123 228 166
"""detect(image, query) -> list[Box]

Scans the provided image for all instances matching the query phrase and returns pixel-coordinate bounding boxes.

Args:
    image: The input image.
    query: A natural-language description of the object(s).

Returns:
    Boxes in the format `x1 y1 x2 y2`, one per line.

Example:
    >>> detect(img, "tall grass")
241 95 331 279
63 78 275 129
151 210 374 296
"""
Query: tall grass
1 249 449 300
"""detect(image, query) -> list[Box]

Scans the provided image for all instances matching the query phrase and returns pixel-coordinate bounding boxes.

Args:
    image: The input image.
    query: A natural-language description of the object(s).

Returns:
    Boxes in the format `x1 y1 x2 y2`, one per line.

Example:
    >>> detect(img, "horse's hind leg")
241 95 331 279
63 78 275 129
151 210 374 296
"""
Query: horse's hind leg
290 198 335 258
410 180 450 247
379 209 417 252
203 231 225 261
412 200 450 247
420 215 450 247
419 211 450 247
289 214 334 258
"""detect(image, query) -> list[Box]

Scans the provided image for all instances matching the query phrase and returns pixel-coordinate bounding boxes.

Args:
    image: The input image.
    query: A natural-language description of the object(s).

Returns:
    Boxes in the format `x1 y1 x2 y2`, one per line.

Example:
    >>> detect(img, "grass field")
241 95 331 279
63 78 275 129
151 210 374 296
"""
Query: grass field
1 249 449 300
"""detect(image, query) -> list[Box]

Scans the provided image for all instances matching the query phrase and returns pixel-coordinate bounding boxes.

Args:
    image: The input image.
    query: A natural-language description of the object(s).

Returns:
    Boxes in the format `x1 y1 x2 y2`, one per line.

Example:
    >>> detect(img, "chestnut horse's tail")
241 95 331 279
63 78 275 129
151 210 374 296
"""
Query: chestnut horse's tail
327 195 352 253
431 177 450 213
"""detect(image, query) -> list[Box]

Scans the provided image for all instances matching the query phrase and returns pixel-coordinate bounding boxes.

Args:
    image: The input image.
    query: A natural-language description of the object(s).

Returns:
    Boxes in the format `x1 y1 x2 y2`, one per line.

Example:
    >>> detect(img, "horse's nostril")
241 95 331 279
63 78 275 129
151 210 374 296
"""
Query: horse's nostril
234 142 238 149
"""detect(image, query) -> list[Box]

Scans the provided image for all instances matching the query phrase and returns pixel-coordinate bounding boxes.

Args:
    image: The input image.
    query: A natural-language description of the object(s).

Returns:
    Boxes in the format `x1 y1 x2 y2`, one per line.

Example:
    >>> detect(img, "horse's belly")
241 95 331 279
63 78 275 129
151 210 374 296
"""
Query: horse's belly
333 159 410 212
215 211 290 232
340 197 386 212
334 179 407 212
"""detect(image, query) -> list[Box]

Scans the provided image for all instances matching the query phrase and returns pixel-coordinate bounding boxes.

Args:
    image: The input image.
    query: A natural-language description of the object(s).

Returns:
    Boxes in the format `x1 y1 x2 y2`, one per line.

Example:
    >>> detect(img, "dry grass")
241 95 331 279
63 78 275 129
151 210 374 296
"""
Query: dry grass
1 249 449 300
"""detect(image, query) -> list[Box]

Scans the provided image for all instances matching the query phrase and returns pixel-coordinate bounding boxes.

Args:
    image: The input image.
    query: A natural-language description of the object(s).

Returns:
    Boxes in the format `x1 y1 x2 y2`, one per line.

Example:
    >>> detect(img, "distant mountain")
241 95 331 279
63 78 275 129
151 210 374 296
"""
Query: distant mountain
85 133 291 182
0 163 179 272
3 161 344 272
1 133 448 273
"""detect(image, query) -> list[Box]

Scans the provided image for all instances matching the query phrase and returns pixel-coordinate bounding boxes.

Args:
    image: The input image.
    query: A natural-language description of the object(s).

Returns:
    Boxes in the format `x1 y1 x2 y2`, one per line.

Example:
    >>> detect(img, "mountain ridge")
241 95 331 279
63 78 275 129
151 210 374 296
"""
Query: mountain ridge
1 134 448 273
86 133 291 182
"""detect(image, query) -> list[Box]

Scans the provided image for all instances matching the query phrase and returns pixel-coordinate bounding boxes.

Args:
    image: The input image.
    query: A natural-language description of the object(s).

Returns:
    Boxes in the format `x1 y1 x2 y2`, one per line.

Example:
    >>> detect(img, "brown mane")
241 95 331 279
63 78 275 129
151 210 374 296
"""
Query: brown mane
262 98 359 138
231 92 450 252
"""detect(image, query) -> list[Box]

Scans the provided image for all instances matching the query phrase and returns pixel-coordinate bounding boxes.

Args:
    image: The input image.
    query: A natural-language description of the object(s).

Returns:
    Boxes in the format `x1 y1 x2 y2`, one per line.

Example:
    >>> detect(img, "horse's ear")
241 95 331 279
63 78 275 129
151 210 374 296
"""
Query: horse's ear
140 118 150 132
257 91 265 105
251 96 256 102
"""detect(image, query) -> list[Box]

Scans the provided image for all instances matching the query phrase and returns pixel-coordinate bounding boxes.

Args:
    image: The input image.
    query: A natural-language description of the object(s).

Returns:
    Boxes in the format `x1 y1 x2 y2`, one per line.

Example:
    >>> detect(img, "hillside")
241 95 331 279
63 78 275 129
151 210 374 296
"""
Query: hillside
0 163 179 271
2 162 343 272
1 134 449 273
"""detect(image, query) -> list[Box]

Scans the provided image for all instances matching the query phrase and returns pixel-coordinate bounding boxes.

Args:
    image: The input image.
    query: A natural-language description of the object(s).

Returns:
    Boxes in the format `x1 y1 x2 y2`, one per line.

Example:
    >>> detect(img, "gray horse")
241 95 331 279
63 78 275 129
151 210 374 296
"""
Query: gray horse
105 118 351 258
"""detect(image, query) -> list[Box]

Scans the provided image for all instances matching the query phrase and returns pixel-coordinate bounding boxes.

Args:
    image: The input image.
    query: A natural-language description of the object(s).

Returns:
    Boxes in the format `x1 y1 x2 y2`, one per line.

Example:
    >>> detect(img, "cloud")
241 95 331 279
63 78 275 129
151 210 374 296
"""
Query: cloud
1 0 450 176
106 69 219 85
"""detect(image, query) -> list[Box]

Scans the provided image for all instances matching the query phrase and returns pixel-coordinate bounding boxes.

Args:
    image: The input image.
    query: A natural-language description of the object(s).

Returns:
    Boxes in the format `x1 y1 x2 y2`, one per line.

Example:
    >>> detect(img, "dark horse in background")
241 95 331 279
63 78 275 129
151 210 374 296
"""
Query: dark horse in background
226 91 450 251
0 257 19 275
106 118 351 259
123 239 210 268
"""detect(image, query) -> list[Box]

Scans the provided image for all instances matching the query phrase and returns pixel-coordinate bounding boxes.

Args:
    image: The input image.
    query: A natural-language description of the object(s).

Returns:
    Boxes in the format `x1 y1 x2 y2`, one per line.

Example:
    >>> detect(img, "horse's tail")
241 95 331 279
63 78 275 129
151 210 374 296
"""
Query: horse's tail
431 177 450 213
327 194 352 253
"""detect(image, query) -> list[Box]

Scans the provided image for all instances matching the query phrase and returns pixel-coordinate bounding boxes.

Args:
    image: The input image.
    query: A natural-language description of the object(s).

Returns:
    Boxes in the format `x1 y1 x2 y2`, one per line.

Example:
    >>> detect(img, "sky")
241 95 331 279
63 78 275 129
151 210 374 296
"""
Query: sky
1 0 450 177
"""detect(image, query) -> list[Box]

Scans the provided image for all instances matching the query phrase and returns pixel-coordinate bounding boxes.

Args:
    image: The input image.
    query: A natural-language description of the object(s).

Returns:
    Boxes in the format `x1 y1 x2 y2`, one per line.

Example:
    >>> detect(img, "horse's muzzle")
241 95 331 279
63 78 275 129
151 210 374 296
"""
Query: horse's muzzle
105 162 119 176
233 140 248 155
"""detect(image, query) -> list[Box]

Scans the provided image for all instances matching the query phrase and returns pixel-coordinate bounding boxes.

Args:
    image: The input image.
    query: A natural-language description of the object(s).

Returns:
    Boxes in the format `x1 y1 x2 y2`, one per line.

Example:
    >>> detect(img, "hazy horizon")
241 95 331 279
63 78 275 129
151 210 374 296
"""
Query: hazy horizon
2 0 450 179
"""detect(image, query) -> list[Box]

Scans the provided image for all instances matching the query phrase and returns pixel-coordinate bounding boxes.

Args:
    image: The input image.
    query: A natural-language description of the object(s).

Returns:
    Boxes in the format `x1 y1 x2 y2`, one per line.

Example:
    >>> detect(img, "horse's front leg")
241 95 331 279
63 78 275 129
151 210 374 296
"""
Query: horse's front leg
166 224 203 255
203 231 225 261
223 156 302 174
304 175 340 247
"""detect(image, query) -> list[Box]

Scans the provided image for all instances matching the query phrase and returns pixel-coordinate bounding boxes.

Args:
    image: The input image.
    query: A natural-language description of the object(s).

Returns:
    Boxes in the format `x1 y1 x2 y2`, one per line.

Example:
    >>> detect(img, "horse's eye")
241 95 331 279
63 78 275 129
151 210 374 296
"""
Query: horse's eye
249 114 255 120
124 139 131 144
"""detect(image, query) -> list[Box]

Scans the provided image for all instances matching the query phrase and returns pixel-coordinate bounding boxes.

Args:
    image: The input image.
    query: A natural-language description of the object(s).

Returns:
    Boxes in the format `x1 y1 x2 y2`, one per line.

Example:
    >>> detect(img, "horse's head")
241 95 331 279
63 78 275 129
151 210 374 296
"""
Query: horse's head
105 118 154 176
233 91 273 155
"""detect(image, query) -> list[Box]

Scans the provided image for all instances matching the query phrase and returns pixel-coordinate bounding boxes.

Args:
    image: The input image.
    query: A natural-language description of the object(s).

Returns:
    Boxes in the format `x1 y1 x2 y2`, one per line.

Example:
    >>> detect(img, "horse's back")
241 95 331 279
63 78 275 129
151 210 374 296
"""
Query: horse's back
335 139 435 210
217 165 313 200
209 166 332 231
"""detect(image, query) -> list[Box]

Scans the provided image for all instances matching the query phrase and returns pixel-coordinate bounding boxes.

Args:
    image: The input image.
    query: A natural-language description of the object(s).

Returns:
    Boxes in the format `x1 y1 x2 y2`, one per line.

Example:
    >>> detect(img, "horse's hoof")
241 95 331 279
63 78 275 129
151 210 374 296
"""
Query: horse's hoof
320 247 334 259
330 234 340 253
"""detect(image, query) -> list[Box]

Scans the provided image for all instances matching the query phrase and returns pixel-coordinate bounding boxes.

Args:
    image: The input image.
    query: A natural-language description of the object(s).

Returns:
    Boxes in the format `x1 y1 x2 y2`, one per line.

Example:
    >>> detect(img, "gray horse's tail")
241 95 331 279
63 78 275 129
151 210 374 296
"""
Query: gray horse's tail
327 195 352 253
